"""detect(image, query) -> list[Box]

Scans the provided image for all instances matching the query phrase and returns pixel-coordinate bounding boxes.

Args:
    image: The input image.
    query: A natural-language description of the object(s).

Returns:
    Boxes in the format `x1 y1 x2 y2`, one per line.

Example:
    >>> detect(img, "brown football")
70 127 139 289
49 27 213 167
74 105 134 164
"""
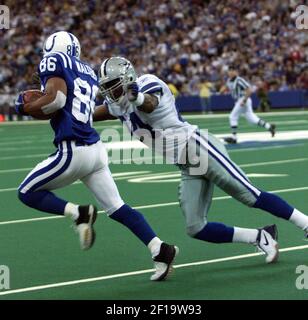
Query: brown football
23 89 45 104
22 89 56 120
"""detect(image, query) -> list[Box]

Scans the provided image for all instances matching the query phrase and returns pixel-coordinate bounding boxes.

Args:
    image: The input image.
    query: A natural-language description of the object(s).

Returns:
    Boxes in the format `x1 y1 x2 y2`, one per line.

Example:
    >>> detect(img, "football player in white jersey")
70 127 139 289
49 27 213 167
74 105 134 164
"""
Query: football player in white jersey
94 57 308 265
221 66 276 144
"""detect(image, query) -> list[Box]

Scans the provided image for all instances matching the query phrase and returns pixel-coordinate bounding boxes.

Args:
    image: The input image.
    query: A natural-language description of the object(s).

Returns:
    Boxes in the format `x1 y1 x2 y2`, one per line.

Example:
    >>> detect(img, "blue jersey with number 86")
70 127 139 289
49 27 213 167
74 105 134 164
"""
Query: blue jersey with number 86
38 52 100 147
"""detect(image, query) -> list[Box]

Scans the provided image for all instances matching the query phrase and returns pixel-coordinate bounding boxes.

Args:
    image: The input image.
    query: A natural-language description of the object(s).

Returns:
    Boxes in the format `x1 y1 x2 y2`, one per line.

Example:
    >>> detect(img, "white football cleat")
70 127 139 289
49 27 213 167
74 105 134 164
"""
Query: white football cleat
256 224 279 264
75 205 97 250
151 243 179 281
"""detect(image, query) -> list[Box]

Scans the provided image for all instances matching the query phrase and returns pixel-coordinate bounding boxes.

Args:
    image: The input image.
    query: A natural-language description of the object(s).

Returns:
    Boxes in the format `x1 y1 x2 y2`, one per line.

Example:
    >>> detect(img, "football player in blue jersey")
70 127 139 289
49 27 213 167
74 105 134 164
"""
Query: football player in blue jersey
14 32 178 281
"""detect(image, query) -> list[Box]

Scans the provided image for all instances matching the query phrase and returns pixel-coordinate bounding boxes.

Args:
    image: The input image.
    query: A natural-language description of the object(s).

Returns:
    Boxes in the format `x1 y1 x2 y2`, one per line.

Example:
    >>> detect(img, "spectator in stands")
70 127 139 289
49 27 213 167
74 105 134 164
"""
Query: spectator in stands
198 77 213 113
278 76 290 92
168 83 180 98
0 0 307 100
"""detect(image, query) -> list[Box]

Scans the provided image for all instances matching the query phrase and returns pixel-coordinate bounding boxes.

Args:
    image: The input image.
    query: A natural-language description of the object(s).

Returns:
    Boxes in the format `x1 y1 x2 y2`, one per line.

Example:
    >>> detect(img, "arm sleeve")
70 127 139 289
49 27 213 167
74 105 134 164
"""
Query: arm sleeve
139 75 163 95
140 82 163 95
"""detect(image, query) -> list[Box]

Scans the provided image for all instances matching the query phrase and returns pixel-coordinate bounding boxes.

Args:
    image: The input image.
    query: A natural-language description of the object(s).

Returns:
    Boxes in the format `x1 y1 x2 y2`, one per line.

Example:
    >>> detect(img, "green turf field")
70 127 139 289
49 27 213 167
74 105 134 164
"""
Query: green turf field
1 111 308 300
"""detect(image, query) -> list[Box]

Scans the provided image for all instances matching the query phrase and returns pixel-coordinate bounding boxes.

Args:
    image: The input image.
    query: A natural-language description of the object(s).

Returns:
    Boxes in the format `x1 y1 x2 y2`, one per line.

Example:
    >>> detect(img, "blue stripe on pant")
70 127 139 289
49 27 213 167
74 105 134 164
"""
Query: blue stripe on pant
195 130 251 183
18 141 73 215
29 142 73 192
18 147 63 193
193 134 260 198
195 132 294 220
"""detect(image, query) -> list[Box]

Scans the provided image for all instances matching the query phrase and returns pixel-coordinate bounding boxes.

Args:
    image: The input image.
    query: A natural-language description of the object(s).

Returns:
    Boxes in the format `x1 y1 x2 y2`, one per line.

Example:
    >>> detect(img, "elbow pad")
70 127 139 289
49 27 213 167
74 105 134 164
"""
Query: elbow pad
41 91 66 114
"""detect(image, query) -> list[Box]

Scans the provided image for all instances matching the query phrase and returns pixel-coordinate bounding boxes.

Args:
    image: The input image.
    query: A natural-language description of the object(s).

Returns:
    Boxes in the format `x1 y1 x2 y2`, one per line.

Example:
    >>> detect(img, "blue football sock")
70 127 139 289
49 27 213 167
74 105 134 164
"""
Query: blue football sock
110 204 156 246
18 190 67 215
194 222 234 243
253 191 293 220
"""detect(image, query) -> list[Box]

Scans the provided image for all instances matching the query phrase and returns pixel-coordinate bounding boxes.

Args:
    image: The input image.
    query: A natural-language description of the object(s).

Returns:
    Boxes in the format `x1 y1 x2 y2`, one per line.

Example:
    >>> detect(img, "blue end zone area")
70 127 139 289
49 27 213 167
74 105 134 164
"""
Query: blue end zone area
225 139 304 151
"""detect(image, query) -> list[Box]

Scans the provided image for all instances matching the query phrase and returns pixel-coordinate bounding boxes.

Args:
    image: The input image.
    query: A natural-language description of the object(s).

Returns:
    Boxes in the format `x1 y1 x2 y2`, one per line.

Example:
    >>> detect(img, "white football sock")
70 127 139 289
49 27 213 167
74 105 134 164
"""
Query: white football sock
64 202 79 221
233 227 259 244
265 123 271 130
289 209 308 231
147 237 163 258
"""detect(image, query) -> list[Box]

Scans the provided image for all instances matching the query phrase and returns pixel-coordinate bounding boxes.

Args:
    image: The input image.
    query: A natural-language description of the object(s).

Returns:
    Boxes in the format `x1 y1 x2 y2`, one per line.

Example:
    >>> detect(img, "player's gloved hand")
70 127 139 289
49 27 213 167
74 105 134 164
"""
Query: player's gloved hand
127 82 145 106
15 92 28 115
127 82 139 101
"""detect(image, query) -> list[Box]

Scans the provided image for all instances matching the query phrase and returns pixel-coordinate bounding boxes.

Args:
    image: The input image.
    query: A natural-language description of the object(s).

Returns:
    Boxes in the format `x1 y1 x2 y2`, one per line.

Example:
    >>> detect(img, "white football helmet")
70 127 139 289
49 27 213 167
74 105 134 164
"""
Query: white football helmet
98 57 137 102
43 31 81 59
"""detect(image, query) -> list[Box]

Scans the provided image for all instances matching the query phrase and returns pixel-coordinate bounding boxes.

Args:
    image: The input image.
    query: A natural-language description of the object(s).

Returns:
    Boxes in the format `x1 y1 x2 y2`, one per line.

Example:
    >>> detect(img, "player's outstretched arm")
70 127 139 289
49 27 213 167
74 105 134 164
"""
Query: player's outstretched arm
136 94 159 113
127 82 159 113
24 77 67 118
93 105 117 121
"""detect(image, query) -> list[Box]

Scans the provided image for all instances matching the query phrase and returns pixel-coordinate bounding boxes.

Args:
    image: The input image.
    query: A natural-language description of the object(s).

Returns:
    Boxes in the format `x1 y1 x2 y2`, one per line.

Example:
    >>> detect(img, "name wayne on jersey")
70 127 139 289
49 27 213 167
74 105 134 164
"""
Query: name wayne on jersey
75 61 97 81
104 74 197 164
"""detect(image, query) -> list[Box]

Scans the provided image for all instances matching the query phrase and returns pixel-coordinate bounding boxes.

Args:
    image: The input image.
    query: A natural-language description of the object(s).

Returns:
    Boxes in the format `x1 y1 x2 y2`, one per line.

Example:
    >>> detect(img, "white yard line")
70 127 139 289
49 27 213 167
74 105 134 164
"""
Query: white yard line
0 243 307 296
182 110 308 119
228 143 305 153
0 153 50 161
0 156 307 191
0 168 33 174
126 157 308 183
0 146 52 152
0 187 19 193
0 110 308 128
240 157 308 168
0 185 307 226
0 128 307 160
216 130 308 143
0 141 307 174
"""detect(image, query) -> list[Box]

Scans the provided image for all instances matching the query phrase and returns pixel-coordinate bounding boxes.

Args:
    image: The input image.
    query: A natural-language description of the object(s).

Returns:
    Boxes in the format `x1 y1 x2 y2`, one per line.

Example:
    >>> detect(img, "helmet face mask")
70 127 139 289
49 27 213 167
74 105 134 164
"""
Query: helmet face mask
99 57 136 103
100 77 126 102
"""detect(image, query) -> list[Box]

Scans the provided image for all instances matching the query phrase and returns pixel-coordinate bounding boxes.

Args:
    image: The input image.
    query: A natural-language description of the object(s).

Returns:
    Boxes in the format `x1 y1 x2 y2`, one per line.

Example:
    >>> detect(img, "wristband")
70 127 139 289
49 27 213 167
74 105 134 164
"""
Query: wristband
134 92 145 107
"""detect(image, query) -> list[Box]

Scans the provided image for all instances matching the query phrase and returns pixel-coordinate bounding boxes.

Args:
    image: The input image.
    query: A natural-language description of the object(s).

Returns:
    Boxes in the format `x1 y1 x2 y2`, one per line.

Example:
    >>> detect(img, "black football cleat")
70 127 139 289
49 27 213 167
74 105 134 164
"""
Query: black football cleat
75 205 97 250
224 137 237 144
269 124 276 137
151 243 179 281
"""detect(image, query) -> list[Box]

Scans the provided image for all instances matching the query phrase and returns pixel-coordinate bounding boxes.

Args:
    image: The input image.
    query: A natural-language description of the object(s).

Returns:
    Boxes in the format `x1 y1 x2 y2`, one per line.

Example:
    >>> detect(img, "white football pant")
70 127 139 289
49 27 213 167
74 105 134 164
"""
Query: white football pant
229 97 260 127
18 140 124 215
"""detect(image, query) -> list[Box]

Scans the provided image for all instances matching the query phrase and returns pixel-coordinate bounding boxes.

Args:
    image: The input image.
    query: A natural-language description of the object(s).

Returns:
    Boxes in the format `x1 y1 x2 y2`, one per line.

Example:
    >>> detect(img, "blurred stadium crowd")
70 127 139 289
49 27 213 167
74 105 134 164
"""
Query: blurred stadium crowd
0 0 308 102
